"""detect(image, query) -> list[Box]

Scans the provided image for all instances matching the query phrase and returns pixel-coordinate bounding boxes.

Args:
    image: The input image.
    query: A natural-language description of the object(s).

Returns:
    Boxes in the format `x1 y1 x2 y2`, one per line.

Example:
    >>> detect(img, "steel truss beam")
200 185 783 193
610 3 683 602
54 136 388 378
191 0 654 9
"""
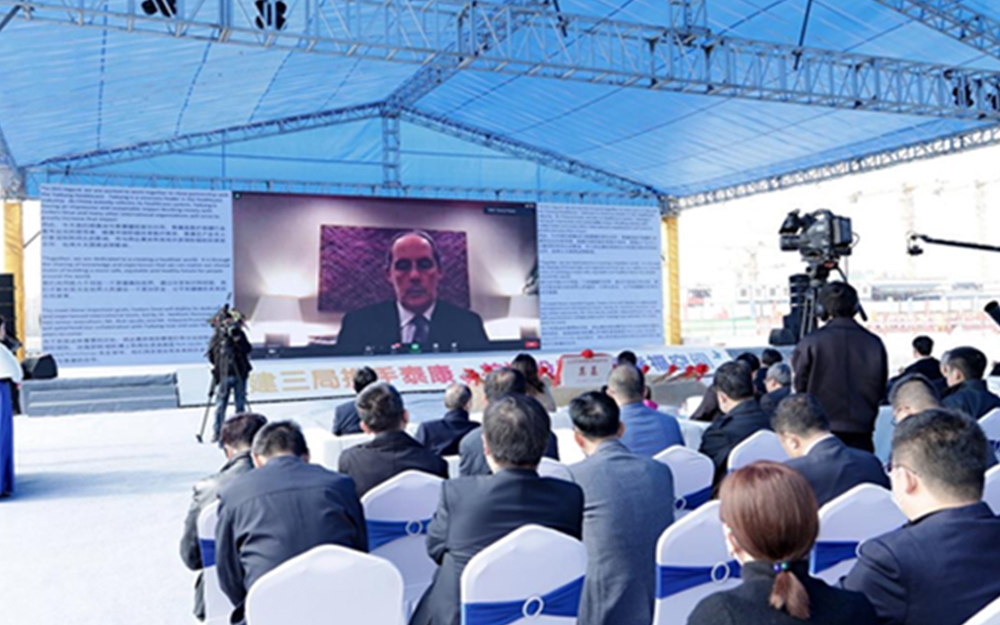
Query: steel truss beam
399 108 664 198
871 0 1000 60
381 113 402 188
24 168 657 206
0 124 23 198
29 101 384 170
674 123 1000 209
7 0 1000 121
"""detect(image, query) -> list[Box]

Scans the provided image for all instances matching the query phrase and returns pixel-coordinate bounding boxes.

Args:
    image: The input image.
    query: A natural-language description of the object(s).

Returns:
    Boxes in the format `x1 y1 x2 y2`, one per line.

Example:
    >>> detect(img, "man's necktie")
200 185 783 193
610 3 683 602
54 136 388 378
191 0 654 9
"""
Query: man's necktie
411 315 430 344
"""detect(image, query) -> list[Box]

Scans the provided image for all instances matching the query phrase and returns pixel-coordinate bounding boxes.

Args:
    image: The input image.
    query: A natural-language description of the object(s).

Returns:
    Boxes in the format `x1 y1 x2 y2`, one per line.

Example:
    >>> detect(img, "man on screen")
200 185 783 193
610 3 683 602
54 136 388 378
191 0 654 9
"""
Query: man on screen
336 231 489 354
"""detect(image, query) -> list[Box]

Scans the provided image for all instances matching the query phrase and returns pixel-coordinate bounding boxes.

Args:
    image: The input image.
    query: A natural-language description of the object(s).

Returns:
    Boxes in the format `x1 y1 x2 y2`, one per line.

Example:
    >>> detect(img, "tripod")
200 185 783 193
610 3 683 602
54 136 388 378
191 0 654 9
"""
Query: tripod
196 324 252 444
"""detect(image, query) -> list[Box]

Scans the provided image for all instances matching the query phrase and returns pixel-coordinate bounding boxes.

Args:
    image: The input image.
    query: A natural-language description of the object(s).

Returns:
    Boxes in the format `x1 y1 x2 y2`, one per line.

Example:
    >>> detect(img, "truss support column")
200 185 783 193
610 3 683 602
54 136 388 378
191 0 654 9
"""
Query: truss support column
3 200 25 359
661 213 682 345
382 114 402 191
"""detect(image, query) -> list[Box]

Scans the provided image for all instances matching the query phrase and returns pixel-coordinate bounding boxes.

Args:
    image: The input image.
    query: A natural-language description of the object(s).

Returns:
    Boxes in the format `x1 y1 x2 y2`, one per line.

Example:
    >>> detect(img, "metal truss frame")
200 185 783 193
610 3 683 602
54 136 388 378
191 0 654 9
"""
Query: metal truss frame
0 124 23 198
381 113 402 189
871 0 1000 60
7 0 1000 121
25 168 658 206
673 122 1000 209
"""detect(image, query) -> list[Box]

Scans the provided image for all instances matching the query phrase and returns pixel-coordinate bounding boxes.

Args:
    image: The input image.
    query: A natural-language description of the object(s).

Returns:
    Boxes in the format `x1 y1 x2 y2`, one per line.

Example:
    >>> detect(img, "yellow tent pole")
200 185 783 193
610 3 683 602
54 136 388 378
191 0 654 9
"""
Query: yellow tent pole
661 214 681 345
3 201 24 360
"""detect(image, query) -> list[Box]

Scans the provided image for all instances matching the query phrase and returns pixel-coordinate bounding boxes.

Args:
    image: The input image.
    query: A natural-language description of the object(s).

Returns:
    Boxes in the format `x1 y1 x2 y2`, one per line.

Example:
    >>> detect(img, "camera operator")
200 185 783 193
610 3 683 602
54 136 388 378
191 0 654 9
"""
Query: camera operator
791 282 887 452
207 313 253 444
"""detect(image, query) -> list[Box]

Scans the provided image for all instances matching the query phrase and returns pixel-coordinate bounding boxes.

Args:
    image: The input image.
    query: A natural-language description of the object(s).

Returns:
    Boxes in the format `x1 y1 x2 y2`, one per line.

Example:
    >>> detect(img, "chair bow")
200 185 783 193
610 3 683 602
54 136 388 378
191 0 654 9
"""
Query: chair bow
810 540 860 573
199 538 216 567
675 485 713 511
367 518 431 550
462 576 584 625
656 560 741 598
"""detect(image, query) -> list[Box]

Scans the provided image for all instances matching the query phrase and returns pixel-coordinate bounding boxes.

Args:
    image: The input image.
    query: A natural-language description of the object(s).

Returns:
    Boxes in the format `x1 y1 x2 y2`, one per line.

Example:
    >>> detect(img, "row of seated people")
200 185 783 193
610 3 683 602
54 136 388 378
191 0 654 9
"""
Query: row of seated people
181 353 1000 625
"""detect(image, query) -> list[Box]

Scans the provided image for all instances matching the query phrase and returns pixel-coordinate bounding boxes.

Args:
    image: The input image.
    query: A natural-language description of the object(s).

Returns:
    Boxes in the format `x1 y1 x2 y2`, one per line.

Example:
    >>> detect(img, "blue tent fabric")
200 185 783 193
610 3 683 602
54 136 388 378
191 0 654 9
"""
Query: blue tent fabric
2 0 1000 200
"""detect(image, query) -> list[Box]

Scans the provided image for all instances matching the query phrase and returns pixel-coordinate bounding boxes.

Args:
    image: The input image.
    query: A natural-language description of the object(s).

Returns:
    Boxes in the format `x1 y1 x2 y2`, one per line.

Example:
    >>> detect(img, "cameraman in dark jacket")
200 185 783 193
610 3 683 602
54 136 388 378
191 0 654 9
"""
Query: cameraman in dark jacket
208 312 253 443
792 282 887 452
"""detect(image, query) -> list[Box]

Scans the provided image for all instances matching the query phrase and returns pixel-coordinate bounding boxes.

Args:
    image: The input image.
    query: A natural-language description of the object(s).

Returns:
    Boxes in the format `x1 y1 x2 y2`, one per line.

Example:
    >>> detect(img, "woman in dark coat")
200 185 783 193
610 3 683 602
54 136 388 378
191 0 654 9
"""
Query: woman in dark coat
688 462 878 625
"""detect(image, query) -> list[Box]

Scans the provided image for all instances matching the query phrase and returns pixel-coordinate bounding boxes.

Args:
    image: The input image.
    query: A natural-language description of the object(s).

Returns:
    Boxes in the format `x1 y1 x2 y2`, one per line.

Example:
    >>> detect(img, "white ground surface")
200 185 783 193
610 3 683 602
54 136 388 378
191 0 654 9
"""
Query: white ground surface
0 394 445 625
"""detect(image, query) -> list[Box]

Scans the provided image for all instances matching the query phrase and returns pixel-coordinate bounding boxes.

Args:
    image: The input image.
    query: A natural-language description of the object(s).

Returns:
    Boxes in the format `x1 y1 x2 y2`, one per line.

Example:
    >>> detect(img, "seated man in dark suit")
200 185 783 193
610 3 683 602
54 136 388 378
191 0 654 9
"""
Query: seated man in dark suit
891 374 997 468
215 421 367 624
339 382 448 497
843 409 1000 625
754 347 783 397
336 230 489 355
773 394 889 506
759 362 792 416
180 413 267 622
568 392 675 625
606 363 683 457
903 335 944 380
415 383 478 456
333 366 378 436
458 368 558 476
699 361 773 484
410 394 584 625
941 346 1000 419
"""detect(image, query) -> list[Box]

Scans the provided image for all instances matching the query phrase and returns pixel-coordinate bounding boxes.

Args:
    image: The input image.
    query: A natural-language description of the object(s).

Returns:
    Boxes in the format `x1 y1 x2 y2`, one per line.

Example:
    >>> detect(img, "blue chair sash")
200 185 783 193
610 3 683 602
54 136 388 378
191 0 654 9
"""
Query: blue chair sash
676 485 713 511
810 540 859 573
656 560 741 598
199 538 216 568
367 518 431 550
463 575 584 625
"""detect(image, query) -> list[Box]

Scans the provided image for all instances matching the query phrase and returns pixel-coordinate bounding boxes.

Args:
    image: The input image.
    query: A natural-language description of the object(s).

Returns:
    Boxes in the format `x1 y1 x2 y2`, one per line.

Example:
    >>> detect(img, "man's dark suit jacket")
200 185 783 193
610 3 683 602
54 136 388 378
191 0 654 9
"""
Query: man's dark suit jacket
336 299 489 355
792 318 888 435
409 468 584 625
759 385 791 416
180 450 254 621
338 430 449 497
333 400 362 436
690 561 877 625
698 399 772 483
414 409 478 456
902 357 943 381
215 456 367 624
843 502 1000 625
458 427 559 476
942 379 1000 420
785 436 890 507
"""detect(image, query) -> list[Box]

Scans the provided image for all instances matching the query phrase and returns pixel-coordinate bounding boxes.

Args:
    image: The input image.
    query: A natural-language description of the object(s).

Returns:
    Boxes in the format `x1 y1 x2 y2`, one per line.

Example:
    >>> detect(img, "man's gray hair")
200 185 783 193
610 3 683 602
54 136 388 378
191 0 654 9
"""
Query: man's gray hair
766 362 792 387
444 383 472 411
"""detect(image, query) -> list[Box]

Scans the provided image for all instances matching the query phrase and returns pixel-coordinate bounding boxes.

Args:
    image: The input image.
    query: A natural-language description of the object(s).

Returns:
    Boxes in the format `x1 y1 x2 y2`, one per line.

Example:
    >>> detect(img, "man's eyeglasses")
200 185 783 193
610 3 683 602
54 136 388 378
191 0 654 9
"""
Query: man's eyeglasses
393 258 436 272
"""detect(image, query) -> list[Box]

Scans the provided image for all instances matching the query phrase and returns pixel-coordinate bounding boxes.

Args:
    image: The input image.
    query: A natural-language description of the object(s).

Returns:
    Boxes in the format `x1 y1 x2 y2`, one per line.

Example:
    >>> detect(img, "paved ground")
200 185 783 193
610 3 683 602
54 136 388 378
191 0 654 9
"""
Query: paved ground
0 394 446 625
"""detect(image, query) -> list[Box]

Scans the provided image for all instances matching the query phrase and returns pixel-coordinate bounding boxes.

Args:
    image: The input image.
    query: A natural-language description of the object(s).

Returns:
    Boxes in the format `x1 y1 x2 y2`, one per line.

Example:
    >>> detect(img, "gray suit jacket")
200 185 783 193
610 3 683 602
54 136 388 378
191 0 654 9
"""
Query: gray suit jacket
569 439 676 625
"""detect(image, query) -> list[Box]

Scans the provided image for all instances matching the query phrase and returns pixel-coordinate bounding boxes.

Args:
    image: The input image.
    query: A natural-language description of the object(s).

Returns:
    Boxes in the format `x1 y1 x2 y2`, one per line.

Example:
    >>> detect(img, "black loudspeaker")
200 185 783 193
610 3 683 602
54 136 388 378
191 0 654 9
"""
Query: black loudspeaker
22 354 57 380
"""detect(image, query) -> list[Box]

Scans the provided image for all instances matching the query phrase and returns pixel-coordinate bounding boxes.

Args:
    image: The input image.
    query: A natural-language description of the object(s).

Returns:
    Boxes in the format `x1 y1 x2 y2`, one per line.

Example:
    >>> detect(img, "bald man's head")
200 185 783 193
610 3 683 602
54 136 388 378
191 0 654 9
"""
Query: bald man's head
890 374 941 423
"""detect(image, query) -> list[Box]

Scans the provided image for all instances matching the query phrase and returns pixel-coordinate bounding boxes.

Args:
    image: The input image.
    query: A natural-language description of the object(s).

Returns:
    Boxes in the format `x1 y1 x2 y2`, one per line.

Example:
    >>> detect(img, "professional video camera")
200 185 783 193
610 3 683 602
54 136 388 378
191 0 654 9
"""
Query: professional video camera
208 304 245 337
770 209 857 346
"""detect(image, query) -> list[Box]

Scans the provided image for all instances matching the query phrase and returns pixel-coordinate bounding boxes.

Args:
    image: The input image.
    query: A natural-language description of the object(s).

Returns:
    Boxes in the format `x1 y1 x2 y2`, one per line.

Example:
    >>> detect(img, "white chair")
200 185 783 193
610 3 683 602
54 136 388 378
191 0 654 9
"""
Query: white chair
654 446 714 517
727 430 788 471
461 525 587 625
362 471 444 617
301 427 339 470
444 455 461 478
245 545 404 625
980 410 1000 458
963 593 1000 625
538 457 574 482
197 501 234 625
554 429 586 465
678 419 710 450
984 465 1000 515
652 501 740 624
680 395 704 419
809 484 905 583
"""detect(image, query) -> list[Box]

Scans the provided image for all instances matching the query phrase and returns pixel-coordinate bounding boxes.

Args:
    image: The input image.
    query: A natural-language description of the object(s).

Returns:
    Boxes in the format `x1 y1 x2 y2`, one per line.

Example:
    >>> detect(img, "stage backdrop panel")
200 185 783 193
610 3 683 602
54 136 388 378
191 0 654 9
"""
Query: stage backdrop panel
318 226 471 312
40 184 232 366
537 203 664 351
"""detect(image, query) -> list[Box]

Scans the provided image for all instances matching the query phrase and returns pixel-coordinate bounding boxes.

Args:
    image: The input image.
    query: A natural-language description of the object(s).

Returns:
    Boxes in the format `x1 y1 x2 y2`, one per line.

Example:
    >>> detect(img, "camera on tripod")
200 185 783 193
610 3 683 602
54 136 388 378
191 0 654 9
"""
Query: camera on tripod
770 209 856 346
